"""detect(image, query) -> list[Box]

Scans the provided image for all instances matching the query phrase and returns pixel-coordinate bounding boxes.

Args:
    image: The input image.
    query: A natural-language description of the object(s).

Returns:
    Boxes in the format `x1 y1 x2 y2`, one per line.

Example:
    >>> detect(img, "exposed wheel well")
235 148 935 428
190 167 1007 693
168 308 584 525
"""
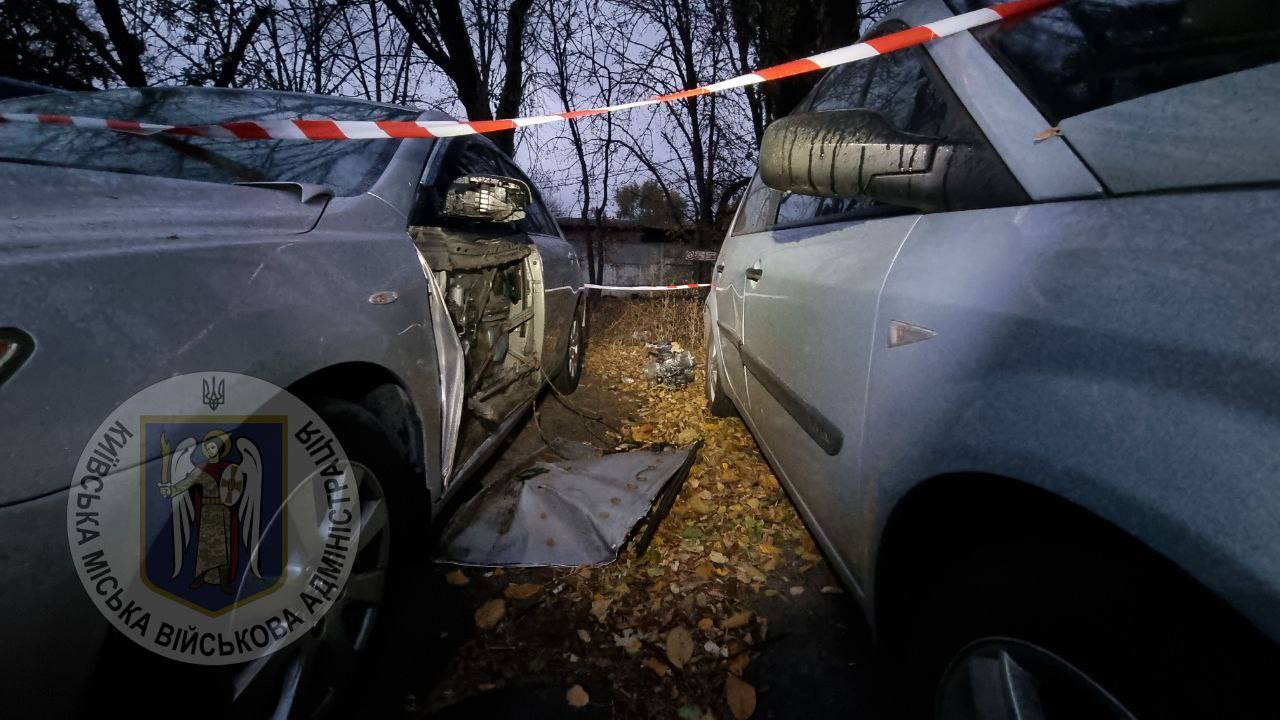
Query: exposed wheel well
873 474 1280 717
287 362 428 505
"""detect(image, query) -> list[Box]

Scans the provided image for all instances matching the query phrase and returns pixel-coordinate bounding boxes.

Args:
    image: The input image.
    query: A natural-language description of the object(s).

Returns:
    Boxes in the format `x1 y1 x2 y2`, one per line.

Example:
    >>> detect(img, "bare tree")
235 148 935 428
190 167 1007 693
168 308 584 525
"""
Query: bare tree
381 0 534 154
611 0 756 241
91 0 150 86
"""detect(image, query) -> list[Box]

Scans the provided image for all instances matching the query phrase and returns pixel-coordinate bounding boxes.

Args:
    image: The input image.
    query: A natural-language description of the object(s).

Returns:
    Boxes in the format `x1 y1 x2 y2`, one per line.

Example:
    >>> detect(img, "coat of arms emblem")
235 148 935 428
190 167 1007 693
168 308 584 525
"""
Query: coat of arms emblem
142 417 286 614
69 372 359 664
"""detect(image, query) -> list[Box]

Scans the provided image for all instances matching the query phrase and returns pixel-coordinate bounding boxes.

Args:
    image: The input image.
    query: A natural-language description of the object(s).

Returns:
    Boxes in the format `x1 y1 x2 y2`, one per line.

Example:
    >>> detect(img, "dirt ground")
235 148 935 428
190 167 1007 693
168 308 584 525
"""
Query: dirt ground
357 297 882 719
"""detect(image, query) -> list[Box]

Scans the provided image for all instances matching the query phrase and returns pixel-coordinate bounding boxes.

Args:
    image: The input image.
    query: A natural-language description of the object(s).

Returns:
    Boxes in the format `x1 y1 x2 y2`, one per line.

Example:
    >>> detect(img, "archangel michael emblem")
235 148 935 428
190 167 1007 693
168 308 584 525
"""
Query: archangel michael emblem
143 418 286 614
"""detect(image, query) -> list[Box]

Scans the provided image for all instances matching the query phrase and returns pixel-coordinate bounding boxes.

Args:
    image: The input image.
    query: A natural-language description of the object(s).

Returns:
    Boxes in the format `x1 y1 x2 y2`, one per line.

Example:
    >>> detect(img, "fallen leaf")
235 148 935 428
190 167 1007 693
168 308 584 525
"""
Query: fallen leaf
1033 125 1063 143
590 597 611 623
666 626 694 669
697 617 714 632
577 628 592 643
721 610 752 630
474 598 506 629
708 551 728 564
644 657 670 677
728 651 750 676
445 569 469 586
726 674 757 719
789 585 805 596
820 585 842 594
504 582 543 600
566 684 589 708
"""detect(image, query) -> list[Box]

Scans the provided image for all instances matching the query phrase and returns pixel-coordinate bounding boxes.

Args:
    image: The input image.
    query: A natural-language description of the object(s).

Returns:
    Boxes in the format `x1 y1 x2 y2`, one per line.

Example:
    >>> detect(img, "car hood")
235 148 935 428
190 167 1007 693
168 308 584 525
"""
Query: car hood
0 163 327 254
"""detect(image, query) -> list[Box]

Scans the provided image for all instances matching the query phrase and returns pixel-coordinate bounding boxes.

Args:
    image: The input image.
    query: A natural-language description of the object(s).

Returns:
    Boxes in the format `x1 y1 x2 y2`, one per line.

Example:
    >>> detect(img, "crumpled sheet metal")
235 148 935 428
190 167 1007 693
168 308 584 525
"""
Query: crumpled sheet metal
435 445 698 567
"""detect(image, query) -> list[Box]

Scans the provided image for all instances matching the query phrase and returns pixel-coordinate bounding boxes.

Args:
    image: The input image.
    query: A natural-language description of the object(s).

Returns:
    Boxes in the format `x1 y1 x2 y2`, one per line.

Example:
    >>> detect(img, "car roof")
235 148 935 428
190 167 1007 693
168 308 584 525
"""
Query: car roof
0 84 455 123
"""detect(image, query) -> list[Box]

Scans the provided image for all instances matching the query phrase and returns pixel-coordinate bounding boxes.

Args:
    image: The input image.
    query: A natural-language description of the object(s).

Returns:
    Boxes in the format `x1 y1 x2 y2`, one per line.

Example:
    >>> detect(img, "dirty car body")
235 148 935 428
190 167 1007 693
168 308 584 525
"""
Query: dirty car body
708 0 1280 716
0 86 583 715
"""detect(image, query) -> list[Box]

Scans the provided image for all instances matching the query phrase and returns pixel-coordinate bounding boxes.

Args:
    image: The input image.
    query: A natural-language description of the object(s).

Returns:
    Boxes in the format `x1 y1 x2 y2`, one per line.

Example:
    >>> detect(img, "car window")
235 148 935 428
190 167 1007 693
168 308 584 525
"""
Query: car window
731 172 779 236
809 33 950 138
413 138 558 235
774 22 1006 227
0 87 415 196
950 0 1280 123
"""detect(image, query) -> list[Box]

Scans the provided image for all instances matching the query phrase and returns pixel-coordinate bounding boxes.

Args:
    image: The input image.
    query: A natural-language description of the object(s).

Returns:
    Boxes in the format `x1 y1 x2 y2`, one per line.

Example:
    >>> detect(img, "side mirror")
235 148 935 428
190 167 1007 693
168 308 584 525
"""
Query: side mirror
441 174 530 223
759 110 962 213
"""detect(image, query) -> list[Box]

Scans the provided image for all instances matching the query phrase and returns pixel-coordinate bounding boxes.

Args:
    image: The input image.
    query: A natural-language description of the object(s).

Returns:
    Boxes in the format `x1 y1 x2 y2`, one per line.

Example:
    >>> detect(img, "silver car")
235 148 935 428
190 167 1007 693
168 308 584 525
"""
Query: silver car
706 0 1280 716
0 86 584 715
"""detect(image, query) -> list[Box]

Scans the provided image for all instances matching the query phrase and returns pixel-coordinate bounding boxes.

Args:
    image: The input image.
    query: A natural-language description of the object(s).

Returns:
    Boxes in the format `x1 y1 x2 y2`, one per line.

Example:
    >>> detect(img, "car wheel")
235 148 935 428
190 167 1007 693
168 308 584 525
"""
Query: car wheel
87 398 416 719
703 306 736 417
228 398 407 719
882 505 1280 720
934 637 1135 720
551 298 586 394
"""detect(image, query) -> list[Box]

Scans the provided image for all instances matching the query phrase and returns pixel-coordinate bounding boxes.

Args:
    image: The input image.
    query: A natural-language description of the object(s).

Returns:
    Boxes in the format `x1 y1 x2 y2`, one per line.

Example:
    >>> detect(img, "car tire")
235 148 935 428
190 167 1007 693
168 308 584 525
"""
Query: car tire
229 396 418 719
704 306 736 417
881 502 1280 720
89 398 419 719
551 298 586 394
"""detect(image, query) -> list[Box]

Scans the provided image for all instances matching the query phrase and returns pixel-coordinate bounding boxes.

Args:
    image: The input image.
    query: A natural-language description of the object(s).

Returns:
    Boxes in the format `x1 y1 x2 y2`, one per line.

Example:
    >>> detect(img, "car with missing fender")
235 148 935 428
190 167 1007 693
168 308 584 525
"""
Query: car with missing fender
706 0 1280 716
0 86 585 716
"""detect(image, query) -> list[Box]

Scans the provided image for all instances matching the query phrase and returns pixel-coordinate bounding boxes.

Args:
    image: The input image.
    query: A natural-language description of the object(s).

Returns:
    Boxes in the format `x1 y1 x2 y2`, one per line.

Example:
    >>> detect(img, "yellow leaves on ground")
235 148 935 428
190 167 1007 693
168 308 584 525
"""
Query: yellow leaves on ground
725 674 757 719
566 684 590 708
504 582 543 600
474 598 505 629
665 626 695 669
437 301 836 718
644 657 671 677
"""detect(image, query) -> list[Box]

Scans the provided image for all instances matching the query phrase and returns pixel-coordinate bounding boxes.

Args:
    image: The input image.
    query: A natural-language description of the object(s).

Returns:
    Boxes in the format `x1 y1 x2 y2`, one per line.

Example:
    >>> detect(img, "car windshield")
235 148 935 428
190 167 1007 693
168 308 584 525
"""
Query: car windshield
0 87 418 196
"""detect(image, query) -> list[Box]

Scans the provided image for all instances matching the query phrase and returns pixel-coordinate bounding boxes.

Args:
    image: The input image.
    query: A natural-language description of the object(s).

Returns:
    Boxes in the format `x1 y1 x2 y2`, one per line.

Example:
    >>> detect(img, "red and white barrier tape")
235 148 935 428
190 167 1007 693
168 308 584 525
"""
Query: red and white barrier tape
0 0 1060 141
583 283 709 291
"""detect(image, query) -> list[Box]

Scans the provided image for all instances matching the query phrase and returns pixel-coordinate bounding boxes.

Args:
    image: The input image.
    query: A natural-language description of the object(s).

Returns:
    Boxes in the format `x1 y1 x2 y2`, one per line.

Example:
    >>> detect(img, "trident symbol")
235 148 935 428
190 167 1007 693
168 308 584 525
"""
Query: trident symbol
202 376 226 411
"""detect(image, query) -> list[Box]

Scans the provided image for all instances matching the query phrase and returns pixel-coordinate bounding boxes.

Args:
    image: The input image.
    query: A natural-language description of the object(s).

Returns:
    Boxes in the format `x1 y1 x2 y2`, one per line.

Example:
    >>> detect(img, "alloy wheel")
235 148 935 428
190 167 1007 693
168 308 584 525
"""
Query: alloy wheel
230 461 391 720
935 638 1135 720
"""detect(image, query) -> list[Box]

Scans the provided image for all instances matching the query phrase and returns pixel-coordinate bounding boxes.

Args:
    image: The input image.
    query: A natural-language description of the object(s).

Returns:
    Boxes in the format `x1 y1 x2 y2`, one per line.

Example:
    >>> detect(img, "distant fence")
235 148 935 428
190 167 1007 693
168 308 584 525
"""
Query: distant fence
560 220 714 296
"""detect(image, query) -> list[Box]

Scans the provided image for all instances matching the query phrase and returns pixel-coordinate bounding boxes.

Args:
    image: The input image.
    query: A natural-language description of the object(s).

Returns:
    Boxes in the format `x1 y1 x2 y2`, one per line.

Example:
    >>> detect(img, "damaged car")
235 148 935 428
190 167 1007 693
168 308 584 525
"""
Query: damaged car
707 0 1280 717
0 86 584 716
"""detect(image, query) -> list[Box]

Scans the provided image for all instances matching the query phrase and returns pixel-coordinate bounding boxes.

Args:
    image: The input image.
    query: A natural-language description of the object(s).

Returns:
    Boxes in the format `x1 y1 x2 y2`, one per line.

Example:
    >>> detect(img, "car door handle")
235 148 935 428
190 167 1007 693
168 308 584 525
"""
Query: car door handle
745 267 763 282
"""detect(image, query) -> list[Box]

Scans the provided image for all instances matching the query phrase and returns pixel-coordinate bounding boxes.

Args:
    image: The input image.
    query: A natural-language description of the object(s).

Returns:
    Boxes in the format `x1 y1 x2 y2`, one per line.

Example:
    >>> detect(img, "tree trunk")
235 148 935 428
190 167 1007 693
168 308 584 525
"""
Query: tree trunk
91 0 148 86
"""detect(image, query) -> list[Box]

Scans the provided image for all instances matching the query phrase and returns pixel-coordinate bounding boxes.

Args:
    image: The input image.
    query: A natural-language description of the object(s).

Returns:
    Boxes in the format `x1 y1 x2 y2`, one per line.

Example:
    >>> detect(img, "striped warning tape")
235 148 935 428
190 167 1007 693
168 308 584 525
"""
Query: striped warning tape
0 0 1061 141
583 283 709 291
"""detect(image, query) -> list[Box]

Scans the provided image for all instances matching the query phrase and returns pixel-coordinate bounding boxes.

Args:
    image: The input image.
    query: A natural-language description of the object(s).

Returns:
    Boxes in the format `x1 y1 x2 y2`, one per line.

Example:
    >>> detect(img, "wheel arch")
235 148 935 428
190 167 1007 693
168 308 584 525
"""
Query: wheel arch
286 361 430 509
871 472 1264 646
871 472 1280 717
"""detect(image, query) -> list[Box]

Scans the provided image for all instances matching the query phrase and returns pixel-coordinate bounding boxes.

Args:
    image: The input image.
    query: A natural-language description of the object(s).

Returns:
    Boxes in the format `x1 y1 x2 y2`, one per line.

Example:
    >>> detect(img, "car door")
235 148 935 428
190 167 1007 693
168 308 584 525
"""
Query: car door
712 175 779 401
492 154 581 373
738 25 1025 578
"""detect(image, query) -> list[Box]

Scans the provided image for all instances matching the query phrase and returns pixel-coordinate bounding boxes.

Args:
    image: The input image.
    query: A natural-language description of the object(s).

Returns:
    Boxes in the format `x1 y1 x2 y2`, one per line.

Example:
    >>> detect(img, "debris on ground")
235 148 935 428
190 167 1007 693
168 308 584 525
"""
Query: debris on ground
418 298 856 720
435 444 698 567
644 339 695 388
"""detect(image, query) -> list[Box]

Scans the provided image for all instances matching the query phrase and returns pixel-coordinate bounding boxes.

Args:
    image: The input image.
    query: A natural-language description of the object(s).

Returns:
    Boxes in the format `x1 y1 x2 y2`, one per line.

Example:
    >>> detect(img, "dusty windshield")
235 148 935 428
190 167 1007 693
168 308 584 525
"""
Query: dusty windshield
0 88 417 195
